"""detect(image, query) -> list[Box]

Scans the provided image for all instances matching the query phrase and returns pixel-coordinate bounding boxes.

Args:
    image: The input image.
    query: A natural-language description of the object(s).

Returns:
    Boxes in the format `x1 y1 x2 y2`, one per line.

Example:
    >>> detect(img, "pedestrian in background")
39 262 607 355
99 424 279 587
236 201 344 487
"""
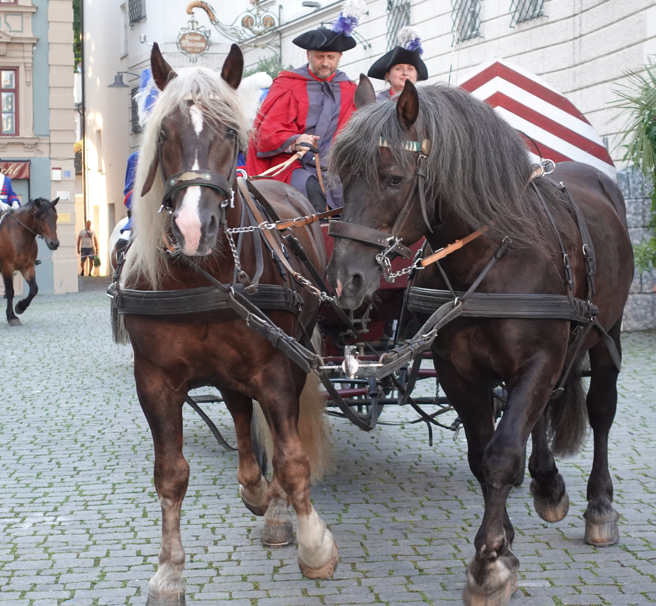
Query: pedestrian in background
76 220 98 276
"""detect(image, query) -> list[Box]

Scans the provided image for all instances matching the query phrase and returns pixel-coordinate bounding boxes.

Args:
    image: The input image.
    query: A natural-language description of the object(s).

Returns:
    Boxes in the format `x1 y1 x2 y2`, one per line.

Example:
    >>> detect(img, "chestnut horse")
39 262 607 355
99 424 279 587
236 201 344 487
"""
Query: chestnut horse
327 79 633 606
0 197 59 326
115 44 335 605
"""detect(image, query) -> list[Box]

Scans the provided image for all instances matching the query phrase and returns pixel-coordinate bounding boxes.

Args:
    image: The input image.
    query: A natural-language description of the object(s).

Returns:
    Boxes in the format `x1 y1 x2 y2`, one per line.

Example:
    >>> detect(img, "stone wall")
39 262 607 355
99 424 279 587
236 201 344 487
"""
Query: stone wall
618 168 656 331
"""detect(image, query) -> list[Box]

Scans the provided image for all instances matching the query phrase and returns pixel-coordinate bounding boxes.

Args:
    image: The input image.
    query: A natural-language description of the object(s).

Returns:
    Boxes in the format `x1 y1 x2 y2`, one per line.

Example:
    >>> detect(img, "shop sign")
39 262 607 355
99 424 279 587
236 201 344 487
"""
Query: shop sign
0 161 30 179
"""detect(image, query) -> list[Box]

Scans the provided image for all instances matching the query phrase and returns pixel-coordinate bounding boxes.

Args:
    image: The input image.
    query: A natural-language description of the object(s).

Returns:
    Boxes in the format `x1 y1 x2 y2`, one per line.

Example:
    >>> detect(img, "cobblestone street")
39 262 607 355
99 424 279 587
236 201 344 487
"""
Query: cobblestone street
1 286 655 606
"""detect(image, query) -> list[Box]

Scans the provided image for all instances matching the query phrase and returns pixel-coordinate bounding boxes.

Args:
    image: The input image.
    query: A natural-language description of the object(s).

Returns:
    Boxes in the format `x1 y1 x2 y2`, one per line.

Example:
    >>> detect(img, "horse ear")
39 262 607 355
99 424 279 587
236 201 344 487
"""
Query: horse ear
151 43 177 91
221 44 243 90
140 156 160 196
52 197 59 207
354 74 376 109
33 198 41 207
396 79 419 129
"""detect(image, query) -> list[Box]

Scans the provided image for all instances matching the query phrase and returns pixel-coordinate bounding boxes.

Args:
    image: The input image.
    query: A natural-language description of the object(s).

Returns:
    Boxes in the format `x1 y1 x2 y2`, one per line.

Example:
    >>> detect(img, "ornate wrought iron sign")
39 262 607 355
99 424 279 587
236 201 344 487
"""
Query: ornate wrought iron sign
186 0 279 51
177 13 212 62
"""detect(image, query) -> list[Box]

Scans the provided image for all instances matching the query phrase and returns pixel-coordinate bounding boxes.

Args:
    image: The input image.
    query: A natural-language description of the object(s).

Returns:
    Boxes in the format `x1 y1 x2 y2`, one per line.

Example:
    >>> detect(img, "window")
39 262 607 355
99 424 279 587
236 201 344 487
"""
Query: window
128 0 146 26
386 0 411 52
0 69 18 136
510 0 544 26
130 87 141 134
451 0 481 44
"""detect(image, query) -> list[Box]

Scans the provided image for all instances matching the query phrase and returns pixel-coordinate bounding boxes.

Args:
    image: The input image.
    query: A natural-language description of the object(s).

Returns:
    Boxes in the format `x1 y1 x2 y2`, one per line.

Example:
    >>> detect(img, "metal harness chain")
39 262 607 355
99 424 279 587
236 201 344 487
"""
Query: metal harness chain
221 204 336 304
376 238 425 282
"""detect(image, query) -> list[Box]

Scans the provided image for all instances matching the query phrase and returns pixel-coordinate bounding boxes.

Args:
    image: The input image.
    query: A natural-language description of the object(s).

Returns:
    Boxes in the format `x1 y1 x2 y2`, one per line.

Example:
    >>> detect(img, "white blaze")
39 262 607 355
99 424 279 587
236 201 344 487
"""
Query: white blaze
190 104 204 135
176 151 203 255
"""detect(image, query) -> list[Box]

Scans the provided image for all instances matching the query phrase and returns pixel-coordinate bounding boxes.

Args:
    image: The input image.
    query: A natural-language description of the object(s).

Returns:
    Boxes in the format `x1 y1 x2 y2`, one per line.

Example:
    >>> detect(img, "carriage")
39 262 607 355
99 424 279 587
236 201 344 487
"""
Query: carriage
109 43 632 606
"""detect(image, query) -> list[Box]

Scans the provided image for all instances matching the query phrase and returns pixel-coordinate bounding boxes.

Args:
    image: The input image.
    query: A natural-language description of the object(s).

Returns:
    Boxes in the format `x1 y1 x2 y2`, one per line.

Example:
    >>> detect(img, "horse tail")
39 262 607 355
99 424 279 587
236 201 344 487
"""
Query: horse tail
111 302 130 345
545 354 588 457
252 327 332 484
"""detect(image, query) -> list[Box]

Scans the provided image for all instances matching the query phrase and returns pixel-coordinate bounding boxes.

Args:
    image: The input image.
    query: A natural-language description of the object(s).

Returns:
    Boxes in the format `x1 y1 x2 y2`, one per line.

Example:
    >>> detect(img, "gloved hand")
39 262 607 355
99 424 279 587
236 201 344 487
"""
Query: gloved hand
11 201 19 210
0 201 10 212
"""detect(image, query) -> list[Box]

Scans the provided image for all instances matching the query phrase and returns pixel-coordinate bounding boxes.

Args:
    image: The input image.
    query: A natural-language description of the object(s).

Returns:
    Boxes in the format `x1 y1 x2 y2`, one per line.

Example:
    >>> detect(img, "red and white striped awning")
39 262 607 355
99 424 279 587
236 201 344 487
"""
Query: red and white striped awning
459 59 616 180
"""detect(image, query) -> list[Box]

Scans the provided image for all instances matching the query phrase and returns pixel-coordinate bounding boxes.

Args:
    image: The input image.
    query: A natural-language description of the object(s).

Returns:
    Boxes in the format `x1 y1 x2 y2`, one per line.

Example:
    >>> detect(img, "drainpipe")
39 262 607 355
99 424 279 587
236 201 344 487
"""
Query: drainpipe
80 0 87 224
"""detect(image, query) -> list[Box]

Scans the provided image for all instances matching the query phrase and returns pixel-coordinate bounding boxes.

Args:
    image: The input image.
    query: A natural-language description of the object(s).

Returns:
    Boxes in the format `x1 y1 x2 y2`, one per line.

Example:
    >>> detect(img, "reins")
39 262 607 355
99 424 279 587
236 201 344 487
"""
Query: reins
5 210 42 239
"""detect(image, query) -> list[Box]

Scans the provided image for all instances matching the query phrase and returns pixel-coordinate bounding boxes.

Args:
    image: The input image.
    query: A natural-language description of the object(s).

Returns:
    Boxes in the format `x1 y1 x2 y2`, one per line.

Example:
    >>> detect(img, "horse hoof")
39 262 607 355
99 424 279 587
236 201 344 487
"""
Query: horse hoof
463 576 516 606
146 594 186 606
299 541 339 580
15 306 24 315
240 482 268 517
584 502 619 547
262 501 294 547
531 480 569 522
8 318 21 326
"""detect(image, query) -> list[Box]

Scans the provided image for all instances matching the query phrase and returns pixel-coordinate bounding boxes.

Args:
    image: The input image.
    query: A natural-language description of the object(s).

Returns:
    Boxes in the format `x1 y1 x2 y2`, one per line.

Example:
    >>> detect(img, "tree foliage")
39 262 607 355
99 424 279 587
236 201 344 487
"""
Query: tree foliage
73 0 82 68
243 55 293 80
615 62 656 271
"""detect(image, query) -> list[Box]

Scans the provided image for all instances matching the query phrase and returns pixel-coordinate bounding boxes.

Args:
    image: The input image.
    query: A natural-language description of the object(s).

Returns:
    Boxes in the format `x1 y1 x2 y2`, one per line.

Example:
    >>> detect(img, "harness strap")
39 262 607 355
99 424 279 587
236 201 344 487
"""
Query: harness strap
376 237 512 379
238 178 328 287
328 220 413 258
163 169 233 205
531 181 574 298
558 182 597 297
180 257 320 373
421 226 491 267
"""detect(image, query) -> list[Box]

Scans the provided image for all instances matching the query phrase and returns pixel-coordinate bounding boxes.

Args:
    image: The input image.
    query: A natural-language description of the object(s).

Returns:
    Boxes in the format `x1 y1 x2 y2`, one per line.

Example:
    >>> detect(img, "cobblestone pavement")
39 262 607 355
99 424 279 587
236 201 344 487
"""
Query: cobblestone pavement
1 286 656 606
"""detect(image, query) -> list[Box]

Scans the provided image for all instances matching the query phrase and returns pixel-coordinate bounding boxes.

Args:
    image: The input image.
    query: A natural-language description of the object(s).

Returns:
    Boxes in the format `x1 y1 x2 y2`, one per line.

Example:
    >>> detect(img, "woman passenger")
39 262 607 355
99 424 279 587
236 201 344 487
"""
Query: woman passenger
367 26 428 101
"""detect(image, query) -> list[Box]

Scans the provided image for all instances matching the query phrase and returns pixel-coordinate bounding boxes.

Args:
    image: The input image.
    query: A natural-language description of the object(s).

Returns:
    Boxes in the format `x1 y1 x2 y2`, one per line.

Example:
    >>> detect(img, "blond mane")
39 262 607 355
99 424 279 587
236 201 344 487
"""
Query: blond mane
122 67 249 290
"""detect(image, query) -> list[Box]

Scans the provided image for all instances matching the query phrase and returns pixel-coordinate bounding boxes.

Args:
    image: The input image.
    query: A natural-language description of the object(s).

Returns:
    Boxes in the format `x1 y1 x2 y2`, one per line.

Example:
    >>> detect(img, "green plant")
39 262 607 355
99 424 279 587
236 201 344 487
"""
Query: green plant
615 62 656 271
73 0 81 69
243 55 293 80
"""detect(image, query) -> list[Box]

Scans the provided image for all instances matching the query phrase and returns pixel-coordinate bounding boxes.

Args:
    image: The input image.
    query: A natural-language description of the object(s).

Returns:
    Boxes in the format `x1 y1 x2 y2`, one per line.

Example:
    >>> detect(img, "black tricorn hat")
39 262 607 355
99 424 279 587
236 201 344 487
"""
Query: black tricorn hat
367 46 428 81
293 27 357 52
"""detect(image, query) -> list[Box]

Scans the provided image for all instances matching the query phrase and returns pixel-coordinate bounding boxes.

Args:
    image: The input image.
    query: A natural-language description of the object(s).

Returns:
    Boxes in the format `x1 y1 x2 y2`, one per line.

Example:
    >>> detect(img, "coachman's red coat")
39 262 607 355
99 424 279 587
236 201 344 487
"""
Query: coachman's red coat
246 65 357 208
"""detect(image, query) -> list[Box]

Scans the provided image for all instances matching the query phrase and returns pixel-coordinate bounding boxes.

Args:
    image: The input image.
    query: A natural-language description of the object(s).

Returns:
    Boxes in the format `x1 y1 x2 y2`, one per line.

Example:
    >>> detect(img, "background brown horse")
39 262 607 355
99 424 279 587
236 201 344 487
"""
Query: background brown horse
0 197 59 326
115 45 335 605
327 79 633 606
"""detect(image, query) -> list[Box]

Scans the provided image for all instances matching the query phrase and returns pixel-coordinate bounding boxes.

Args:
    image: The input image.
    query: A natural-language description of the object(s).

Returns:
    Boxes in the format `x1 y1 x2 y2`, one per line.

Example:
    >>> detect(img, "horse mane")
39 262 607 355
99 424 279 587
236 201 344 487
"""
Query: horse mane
329 84 568 253
123 67 249 289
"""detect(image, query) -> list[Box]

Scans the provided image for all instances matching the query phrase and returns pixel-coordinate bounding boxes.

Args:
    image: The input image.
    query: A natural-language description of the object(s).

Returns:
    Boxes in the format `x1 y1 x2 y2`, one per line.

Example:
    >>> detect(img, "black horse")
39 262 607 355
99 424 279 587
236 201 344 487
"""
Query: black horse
0 198 59 325
327 78 633 606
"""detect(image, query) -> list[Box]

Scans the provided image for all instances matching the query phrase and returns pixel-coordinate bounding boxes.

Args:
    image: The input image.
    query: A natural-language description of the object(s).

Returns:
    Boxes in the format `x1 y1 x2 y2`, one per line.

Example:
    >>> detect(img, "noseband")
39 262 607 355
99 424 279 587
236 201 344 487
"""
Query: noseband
328 135 433 264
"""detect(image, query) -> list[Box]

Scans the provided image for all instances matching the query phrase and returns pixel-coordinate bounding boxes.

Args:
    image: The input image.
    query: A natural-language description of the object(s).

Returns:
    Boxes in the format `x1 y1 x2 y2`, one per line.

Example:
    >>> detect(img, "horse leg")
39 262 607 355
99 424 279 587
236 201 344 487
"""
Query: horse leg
434 358 519 606
220 388 270 517
3 270 20 326
135 366 189 604
463 355 562 606
584 321 621 547
15 266 37 315
528 415 570 522
257 365 337 578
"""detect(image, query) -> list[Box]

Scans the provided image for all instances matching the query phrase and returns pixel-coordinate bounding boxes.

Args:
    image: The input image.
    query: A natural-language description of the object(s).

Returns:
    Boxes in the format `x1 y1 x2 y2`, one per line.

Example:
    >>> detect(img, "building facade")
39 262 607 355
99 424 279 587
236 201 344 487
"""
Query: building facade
0 0 77 295
84 1 656 326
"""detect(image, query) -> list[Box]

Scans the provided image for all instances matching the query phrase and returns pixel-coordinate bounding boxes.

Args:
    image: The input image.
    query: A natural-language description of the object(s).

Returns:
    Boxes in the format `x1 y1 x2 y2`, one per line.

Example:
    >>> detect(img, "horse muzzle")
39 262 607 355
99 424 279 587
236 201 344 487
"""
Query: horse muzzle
45 238 59 251
171 188 220 256
327 242 380 310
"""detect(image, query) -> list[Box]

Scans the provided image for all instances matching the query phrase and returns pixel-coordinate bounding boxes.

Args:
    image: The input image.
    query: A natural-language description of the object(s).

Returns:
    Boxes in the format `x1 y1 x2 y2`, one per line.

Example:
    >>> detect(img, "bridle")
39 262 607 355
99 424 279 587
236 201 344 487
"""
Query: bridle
5 207 46 240
156 115 241 219
328 134 433 275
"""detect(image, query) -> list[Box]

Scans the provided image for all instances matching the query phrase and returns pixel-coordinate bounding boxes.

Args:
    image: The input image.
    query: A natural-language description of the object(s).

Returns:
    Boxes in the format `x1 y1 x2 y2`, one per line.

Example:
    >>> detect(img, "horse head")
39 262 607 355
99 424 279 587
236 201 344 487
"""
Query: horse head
140 43 244 257
33 197 60 250
327 77 428 309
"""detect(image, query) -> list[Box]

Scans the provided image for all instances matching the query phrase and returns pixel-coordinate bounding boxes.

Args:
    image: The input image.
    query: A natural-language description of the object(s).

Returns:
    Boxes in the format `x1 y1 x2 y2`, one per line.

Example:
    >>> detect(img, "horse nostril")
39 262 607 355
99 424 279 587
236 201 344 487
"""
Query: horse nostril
349 272 364 294
208 214 217 231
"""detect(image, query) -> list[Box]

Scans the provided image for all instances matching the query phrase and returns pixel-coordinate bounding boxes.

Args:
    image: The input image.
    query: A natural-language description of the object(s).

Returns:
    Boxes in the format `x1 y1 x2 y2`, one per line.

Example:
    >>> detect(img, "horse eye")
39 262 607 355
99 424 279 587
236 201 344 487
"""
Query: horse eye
226 128 237 138
390 176 403 187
